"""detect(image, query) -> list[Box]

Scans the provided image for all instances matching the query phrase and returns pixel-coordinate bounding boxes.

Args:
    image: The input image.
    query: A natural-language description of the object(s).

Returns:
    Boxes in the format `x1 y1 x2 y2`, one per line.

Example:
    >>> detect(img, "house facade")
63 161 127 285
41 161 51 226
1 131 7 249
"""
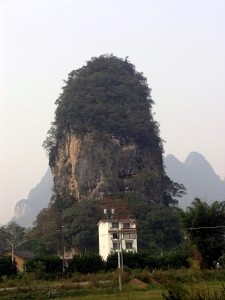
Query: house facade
4 250 35 271
98 219 137 260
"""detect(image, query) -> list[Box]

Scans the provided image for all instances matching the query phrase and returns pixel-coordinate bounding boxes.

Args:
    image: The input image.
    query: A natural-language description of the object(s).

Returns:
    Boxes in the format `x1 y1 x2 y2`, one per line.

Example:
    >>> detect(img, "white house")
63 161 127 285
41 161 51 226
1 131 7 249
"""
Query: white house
98 218 137 260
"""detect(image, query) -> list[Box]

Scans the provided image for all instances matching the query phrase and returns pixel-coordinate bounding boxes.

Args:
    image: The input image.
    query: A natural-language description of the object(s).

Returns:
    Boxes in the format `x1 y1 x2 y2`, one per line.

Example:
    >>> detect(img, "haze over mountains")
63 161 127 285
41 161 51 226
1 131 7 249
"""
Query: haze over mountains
10 168 53 227
164 152 225 209
8 151 225 228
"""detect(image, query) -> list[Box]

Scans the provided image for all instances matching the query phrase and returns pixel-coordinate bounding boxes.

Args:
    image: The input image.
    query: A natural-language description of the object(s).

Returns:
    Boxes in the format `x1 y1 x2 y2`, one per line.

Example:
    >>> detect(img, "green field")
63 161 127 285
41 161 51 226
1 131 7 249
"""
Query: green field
58 289 163 300
0 282 165 300
56 281 225 300
0 269 225 300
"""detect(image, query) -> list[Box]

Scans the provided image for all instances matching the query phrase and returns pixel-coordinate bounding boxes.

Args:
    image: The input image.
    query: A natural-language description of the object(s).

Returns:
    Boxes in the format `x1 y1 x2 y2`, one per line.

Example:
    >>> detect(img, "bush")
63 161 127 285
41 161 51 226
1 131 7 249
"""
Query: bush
111 269 130 286
24 255 62 279
105 251 148 271
68 253 105 274
129 268 151 283
105 250 189 272
159 251 189 269
0 255 17 276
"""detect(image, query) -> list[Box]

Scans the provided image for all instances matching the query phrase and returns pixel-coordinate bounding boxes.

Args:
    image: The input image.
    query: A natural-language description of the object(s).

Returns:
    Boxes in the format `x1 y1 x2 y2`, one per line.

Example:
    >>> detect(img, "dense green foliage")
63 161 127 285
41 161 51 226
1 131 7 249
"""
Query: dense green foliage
5 198 223 274
123 194 184 253
44 54 162 156
62 200 102 253
66 250 189 274
0 227 7 253
0 222 27 253
28 195 184 256
138 204 183 253
68 253 105 274
105 250 189 271
0 255 17 276
26 204 62 254
24 255 62 279
23 251 188 277
20 238 46 255
27 199 102 254
179 198 225 268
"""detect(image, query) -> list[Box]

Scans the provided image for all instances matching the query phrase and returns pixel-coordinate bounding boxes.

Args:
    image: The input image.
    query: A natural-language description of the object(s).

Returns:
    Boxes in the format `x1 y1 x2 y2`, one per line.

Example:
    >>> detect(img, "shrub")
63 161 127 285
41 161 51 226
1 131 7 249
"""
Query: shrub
24 255 62 279
106 250 189 272
135 269 151 283
0 255 17 276
68 253 105 274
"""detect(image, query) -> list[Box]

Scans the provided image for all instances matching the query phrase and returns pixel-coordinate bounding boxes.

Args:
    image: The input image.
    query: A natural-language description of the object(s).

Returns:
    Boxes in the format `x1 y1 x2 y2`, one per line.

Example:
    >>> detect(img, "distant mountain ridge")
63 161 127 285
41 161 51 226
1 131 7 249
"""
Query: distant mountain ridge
164 152 225 208
10 168 53 227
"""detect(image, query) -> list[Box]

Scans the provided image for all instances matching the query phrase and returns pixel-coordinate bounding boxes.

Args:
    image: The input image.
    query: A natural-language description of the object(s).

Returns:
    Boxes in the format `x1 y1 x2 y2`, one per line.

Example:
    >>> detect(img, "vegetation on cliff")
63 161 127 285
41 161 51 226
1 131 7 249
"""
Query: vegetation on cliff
39 54 187 256
43 54 186 201
43 54 162 156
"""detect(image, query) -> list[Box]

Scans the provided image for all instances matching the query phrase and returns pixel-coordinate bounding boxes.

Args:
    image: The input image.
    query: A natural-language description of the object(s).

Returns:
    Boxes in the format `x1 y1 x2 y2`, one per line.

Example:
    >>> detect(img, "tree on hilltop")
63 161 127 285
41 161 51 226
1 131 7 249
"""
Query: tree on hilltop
43 54 163 156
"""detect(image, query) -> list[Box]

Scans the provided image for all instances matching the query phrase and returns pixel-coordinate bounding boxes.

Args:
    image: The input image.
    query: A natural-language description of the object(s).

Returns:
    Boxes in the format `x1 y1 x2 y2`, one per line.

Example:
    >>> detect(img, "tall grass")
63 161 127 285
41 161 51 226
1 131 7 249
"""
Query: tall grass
161 252 225 300
0 266 225 300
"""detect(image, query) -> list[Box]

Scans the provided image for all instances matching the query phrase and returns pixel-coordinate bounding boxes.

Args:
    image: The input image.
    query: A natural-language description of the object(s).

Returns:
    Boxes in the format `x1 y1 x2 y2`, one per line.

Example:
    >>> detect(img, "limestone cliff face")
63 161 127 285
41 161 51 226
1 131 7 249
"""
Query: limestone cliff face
14 199 32 219
50 131 164 203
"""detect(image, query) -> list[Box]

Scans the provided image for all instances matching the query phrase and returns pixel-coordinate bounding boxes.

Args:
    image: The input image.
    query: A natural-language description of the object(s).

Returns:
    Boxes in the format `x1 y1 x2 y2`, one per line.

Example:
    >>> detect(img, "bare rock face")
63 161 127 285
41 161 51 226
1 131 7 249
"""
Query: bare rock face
14 200 32 219
50 131 164 203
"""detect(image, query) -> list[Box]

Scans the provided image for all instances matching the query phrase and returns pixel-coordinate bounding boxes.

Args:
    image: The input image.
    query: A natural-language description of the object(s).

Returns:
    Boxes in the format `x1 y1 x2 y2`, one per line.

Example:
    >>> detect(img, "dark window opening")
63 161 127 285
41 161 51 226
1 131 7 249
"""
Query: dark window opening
123 223 130 228
113 233 118 239
126 242 133 250
112 222 119 228
113 243 118 250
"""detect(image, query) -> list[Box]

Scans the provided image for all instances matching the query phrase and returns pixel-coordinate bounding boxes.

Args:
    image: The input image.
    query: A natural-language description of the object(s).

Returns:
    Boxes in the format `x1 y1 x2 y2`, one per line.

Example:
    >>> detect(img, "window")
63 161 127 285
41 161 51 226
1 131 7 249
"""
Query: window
123 233 135 239
112 222 119 228
125 242 133 250
112 233 118 239
123 223 130 228
113 243 118 250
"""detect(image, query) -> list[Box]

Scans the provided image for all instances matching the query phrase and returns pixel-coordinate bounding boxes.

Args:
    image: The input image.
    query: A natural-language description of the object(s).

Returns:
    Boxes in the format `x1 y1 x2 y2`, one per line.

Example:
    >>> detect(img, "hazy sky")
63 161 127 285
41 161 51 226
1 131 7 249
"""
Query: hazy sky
1 0 225 225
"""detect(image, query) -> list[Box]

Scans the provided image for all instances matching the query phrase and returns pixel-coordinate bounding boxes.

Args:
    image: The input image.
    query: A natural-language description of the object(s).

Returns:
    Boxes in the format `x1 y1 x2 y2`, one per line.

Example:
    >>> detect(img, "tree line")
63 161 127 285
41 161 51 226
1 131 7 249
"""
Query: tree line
1 197 225 269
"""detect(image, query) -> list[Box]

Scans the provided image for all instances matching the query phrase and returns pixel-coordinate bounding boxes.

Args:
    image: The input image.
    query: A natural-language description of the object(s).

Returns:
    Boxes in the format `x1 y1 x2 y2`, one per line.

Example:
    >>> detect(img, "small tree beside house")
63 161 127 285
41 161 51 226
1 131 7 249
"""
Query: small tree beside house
0 255 17 276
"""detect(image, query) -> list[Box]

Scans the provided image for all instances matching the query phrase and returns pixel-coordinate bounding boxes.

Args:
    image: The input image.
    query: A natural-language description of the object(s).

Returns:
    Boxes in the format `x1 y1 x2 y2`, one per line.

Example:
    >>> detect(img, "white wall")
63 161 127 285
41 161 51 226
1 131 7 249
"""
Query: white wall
98 221 110 260
99 220 137 260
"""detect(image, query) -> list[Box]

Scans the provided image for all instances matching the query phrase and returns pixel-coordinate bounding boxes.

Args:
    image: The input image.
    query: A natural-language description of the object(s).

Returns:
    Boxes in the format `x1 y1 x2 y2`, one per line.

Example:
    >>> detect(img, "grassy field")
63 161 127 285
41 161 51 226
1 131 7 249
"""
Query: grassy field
0 283 164 300
58 289 163 300
56 281 225 300
0 269 225 300
1 280 225 300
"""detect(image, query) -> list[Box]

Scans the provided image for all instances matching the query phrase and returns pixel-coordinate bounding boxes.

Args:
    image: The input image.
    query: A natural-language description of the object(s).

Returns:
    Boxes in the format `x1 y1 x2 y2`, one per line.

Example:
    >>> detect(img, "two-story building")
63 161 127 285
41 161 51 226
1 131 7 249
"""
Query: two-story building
98 218 137 260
